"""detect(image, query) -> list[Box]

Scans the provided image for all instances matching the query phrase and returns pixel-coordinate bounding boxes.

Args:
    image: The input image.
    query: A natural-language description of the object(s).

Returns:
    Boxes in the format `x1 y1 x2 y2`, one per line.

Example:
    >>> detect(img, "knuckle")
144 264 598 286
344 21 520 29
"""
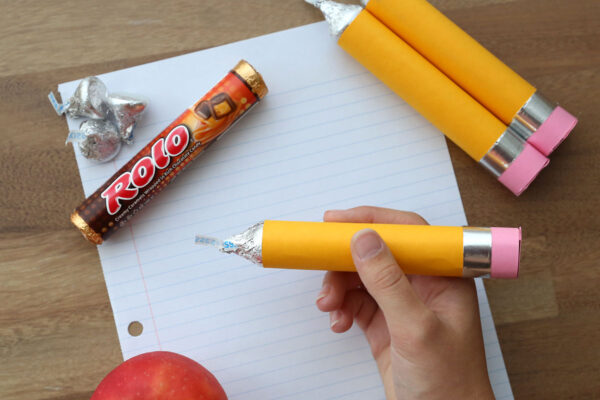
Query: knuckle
346 291 364 316
369 260 405 293
321 271 334 286
406 211 429 225
354 206 377 222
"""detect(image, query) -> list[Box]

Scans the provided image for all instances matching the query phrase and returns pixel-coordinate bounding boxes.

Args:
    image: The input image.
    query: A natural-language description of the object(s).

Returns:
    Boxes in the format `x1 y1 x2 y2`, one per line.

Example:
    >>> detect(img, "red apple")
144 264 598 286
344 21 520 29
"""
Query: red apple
91 351 227 400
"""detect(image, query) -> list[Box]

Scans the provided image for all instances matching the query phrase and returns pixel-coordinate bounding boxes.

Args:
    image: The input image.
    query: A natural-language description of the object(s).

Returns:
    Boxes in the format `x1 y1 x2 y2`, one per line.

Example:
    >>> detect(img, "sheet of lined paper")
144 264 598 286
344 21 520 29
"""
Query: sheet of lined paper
60 22 512 400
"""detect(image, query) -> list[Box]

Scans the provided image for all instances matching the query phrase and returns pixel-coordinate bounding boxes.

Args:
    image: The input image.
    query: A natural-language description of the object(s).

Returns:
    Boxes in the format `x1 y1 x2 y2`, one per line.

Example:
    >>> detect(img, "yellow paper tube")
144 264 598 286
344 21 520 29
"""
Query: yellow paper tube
263 220 464 275
201 221 521 278
310 1 549 195
362 0 578 156
339 10 502 161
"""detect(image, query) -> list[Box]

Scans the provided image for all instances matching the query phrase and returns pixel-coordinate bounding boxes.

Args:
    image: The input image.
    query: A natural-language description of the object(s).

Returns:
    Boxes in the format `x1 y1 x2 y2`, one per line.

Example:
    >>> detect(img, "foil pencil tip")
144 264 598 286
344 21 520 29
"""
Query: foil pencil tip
195 222 264 265
305 0 362 36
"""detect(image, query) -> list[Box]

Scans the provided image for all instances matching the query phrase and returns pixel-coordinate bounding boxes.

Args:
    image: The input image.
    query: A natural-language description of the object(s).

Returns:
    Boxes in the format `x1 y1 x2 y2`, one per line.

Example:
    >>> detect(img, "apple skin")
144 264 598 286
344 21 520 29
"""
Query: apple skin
91 351 227 400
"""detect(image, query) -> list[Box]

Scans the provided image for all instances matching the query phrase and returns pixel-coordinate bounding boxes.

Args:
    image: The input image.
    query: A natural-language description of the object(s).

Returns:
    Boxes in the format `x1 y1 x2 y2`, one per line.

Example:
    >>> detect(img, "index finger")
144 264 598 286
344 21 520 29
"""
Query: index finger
324 206 429 225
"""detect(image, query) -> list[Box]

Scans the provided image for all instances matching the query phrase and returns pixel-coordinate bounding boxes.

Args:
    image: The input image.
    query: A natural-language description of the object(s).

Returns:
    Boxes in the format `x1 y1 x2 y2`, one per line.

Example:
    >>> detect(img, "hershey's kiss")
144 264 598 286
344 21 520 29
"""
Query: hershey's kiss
66 76 110 120
106 94 148 144
77 119 122 162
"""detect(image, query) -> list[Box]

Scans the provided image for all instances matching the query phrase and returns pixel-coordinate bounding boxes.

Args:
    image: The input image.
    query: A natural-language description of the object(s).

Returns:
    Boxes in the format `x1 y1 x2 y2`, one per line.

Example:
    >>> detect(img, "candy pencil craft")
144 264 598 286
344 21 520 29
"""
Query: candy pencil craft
307 0 548 196
196 221 521 279
361 0 578 156
71 60 268 244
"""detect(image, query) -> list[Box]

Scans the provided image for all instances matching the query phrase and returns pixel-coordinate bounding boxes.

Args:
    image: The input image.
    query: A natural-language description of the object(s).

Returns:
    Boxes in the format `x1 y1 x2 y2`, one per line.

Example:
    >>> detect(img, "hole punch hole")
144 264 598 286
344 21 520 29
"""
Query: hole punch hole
128 321 143 337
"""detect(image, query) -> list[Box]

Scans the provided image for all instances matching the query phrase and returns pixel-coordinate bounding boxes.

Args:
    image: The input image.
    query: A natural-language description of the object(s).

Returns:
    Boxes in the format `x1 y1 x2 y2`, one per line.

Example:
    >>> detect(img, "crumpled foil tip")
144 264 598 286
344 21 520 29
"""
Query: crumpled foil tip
305 0 362 36
220 221 264 265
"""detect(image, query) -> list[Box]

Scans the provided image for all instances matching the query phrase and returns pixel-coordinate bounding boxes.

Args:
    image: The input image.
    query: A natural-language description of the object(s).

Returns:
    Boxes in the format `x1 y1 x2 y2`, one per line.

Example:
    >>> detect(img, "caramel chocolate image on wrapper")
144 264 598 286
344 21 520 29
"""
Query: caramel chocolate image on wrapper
196 221 521 279
308 1 550 196
361 0 577 156
71 60 268 244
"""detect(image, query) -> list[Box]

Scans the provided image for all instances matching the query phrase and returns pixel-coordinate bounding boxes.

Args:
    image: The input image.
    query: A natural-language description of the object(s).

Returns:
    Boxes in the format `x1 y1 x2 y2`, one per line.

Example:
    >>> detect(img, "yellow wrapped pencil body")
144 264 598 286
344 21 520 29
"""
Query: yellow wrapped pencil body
196 221 520 279
362 0 577 156
309 0 549 196
263 221 463 275
338 10 502 162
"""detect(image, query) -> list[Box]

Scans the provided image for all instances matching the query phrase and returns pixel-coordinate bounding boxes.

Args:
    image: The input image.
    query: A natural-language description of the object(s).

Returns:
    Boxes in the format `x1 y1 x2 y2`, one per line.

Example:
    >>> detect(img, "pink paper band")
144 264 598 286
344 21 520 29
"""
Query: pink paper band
498 143 549 196
528 106 578 156
490 227 521 279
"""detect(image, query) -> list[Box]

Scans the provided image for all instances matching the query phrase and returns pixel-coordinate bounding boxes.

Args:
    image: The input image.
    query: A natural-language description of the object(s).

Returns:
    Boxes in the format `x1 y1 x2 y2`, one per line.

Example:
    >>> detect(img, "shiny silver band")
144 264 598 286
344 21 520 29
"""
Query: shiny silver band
511 92 555 140
463 228 492 278
479 127 525 177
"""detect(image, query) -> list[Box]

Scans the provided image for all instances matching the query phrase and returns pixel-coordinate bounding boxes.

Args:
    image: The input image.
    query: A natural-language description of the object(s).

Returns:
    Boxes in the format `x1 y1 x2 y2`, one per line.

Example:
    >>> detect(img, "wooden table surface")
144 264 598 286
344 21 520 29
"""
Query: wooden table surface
1 0 598 399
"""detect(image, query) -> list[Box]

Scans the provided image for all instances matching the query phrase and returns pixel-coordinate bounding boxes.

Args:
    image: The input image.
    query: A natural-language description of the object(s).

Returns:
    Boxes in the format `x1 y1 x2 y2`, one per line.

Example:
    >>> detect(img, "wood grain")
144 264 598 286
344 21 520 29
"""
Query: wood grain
1 0 598 399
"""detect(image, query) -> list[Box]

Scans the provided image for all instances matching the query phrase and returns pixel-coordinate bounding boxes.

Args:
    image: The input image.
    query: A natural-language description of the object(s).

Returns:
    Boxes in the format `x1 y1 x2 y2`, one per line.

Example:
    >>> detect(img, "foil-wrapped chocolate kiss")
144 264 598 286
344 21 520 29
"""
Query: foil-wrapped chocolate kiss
50 76 148 162
66 120 122 162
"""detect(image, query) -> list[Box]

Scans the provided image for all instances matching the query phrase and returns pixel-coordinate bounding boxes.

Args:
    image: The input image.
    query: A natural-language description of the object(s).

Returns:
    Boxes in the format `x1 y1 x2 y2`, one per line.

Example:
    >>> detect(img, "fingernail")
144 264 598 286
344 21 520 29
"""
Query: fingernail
353 229 383 261
330 310 341 329
316 284 331 303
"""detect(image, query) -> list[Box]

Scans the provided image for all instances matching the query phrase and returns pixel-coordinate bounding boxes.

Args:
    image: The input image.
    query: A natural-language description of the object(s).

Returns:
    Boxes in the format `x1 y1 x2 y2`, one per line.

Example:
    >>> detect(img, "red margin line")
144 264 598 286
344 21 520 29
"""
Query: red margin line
129 225 162 350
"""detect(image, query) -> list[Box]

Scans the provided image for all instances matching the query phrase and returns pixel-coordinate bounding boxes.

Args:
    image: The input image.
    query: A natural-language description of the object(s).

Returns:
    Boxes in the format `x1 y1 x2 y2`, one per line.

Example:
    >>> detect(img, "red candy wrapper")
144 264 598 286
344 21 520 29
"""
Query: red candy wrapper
71 60 268 244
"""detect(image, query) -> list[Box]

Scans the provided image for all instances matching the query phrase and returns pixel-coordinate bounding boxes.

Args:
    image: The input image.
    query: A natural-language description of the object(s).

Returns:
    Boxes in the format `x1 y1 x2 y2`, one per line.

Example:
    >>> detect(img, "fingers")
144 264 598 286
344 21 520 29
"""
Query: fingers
329 289 378 334
316 271 362 312
350 228 432 336
324 206 428 225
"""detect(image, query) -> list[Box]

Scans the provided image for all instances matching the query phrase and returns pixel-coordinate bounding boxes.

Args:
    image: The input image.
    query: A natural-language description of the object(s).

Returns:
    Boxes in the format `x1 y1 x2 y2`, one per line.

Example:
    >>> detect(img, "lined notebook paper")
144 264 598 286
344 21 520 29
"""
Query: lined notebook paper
60 22 513 400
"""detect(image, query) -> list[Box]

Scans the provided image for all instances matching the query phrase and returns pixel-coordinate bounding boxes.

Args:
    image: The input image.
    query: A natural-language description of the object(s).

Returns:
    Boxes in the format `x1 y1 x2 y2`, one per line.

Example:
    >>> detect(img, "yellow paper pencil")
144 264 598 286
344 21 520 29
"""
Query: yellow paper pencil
309 0 548 195
195 221 521 279
361 0 578 156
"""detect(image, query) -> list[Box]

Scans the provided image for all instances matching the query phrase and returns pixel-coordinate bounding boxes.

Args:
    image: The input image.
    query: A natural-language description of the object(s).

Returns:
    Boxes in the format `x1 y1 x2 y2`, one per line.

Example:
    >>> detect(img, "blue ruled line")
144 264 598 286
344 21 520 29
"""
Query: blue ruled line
230 361 378 398
222 344 370 385
115 269 319 315
146 124 434 210
210 332 362 372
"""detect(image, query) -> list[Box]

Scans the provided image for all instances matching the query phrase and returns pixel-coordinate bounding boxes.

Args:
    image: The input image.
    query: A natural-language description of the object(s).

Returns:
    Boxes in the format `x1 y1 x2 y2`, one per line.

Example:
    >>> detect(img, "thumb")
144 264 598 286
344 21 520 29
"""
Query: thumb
351 229 430 333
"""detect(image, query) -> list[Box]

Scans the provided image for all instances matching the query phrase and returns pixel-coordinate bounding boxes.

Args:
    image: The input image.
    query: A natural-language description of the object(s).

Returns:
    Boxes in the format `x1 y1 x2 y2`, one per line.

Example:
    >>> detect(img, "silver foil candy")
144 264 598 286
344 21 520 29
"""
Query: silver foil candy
52 76 148 162
66 76 110 119
305 0 362 36
76 120 122 162
61 77 148 138
107 94 147 144
220 221 265 265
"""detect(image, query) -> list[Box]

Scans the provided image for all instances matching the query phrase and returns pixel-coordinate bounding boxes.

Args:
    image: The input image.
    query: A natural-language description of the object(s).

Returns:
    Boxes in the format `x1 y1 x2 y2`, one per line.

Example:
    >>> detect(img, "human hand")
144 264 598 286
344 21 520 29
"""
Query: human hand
316 206 494 400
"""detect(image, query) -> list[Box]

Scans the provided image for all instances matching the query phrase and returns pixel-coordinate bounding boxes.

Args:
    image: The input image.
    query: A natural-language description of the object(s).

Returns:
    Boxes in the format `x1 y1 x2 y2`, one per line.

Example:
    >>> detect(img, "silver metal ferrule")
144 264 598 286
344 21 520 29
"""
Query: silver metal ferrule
306 0 362 37
479 126 525 177
463 227 492 278
512 92 556 140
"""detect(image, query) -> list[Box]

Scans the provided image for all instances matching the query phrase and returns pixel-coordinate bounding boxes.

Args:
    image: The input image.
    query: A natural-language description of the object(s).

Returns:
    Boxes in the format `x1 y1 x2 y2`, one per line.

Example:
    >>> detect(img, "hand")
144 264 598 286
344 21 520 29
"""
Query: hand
316 206 494 400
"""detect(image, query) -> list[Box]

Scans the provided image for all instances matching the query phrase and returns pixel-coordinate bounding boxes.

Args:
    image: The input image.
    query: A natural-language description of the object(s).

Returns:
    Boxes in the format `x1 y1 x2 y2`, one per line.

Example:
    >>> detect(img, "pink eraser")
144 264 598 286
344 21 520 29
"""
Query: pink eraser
498 143 549 196
490 227 521 279
528 106 578 156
